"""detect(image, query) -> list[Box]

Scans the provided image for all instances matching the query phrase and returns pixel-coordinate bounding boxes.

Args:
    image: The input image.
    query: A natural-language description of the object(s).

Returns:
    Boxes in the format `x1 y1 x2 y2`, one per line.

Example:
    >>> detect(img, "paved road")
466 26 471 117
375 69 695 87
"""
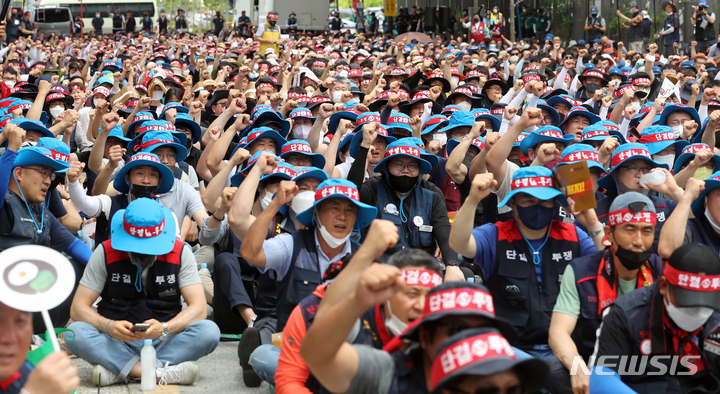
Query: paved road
71 341 271 394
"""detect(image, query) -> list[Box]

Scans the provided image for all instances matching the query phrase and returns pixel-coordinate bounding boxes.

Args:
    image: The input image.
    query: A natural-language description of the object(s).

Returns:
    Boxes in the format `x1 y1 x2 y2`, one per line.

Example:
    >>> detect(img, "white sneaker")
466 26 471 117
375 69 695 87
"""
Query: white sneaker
157 361 200 385
91 364 127 386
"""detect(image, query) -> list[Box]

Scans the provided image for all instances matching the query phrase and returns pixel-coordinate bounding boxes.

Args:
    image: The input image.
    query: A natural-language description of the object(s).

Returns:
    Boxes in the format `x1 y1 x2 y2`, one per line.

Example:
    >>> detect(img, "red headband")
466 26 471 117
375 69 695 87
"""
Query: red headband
607 209 657 227
510 176 555 190
663 263 720 292
400 269 442 288
638 130 675 144
124 217 165 238
315 185 359 201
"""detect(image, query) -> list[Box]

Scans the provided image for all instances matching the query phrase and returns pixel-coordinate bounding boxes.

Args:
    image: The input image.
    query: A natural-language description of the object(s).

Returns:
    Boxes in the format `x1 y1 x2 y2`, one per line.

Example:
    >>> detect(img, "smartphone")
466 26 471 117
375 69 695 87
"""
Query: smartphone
131 323 151 332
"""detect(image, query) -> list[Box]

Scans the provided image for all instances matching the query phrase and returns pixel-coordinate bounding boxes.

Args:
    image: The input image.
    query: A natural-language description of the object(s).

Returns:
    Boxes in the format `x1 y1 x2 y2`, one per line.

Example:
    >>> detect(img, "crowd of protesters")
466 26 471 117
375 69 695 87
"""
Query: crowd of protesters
5 2 720 393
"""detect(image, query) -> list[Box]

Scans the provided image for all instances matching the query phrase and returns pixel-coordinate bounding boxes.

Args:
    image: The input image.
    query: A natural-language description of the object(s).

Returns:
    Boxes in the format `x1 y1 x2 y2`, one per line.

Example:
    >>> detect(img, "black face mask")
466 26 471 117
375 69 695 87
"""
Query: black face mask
508 158 524 168
268 20 276 26
473 18 479 22
462 153 474 167
614 244 651 271
585 82 601 94
130 184 159 199
386 172 419 193
49 173 66 193
185 138 193 150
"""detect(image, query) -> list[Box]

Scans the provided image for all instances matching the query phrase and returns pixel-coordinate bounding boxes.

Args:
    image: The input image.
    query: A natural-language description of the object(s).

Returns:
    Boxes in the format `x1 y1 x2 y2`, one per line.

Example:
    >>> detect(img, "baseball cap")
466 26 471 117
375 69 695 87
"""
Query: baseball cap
664 243 720 309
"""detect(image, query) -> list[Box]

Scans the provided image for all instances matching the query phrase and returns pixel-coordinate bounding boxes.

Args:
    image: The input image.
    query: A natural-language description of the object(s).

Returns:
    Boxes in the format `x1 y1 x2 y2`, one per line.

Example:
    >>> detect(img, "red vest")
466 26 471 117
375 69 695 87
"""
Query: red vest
470 21 485 43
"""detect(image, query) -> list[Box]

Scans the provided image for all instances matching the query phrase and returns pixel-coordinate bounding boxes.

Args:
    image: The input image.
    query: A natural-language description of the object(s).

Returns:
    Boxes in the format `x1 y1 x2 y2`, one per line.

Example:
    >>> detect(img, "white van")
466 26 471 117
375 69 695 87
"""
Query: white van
33 6 74 36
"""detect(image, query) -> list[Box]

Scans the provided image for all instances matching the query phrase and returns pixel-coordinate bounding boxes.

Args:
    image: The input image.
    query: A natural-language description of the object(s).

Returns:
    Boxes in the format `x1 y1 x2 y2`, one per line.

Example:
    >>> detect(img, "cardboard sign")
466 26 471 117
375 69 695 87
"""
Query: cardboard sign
0 245 75 312
555 161 596 212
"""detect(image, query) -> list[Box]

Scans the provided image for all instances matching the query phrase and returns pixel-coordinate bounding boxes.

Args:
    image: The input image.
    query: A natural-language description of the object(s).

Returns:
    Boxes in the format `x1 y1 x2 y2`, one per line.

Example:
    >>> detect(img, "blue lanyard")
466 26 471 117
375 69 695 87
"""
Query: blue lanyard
516 219 553 266
13 173 44 234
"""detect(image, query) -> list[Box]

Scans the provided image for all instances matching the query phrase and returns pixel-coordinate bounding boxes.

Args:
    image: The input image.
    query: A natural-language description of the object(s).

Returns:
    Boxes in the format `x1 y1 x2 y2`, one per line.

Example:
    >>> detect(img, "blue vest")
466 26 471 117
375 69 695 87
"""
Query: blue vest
687 216 720 255
98 239 184 323
571 249 662 360
486 219 583 348
376 180 435 256
0 190 51 251
606 285 720 393
387 348 429 394
275 229 358 332
663 15 679 45
0 361 33 394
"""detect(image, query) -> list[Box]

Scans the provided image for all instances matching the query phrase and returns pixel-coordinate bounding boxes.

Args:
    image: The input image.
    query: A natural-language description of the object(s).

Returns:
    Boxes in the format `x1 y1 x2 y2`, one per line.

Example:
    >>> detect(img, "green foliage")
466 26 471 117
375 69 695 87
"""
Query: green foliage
552 2 573 41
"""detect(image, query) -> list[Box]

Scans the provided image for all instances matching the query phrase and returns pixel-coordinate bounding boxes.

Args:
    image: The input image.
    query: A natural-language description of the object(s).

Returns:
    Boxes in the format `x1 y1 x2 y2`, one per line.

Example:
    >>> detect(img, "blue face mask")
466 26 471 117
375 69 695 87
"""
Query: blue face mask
514 203 554 230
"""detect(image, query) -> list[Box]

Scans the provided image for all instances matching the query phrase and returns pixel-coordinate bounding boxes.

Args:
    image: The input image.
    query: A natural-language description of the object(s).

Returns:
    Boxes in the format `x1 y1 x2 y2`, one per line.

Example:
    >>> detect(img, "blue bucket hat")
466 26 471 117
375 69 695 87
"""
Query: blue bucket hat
637 125 688 155
673 143 720 175
132 130 189 161
328 109 360 135
376 140 434 175
472 109 501 132
446 135 485 157
288 107 317 122
9 118 54 139
12 146 71 172
535 100 560 126
691 171 720 216
280 139 326 168
609 67 627 82
337 132 356 161
438 111 476 135
174 113 202 143
295 179 377 230
554 143 605 172
520 126 574 156
580 124 627 145
243 105 291 138
498 166 567 208
514 132 530 148
158 102 190 120
126 120 177 151
259 162 298 183
658 103 701 127
421 115 450 136
293 167 329 183
597 143 670 191
110 198 176 256
546 94 577 109
441 105 463 116
558 106 602 131
349 123 397 158
351 112 384 134
229 150 279 187
113 152 175 195
386 113 414 135
243 127 287 155
107 125 132 146
34 138 70 173
125 112 157 137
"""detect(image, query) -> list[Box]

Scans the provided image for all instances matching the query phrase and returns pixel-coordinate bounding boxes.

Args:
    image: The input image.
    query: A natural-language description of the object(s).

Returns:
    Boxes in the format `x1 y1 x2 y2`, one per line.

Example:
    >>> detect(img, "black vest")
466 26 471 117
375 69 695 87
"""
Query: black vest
606 285 720 393
572 249 662 360
275 229 358 332
0 361 33 394
486 219 583 348
388 348 429 394
696 14 716 41
0 190 51 251
98 239 184 323
159 17 168 32
7 17 20 40
687 215 720 255
376 180 435 256
112 14 123 29
95 194 130 248
596 193 672 253
586 16 604 41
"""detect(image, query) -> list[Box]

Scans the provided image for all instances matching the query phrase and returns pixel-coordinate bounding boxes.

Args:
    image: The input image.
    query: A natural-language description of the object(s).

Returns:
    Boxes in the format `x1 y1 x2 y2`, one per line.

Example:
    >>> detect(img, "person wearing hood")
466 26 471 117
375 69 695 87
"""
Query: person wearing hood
255 12 280 56
546 193 663 394
585 6 606 44
589 243 720 393
449 168 603 361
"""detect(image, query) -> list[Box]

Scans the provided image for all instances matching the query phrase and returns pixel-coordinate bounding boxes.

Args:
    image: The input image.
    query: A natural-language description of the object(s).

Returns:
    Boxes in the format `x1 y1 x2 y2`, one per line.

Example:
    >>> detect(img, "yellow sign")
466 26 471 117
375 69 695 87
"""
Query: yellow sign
384 0 397 17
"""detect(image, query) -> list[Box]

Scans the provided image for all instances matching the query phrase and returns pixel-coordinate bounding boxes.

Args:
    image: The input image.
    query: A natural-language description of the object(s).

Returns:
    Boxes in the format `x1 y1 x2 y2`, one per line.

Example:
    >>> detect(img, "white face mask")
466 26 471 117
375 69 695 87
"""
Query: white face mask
671 125 684 139
631 101 641 110
665 295 714 332
5 80 15 88
384 300 408 336
93 97 102 107
509 55 519 64
259 190 273 210
207 65 214 73
347 97 360 104
456 101 472 111
332 90 344 103
432 133 447 146
21 140 36 148
489 68 497 75
291 191 315 215
653 153 675 167
471 59 479 65
451 76 460 85
316 214 351 248
49 106 64 118
293 124 312 140
152 91 164 101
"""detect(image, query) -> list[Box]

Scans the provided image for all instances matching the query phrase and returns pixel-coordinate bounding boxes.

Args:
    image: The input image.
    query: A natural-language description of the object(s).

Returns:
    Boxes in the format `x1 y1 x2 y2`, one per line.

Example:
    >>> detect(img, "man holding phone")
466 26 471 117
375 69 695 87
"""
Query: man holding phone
65 198 220 387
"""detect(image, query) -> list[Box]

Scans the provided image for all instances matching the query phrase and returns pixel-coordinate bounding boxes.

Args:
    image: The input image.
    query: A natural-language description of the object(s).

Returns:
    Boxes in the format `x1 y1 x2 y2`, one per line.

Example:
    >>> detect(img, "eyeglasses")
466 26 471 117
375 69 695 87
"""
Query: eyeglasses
542 115 554 124
621 165 652 175
24 167 56 181
155 153 177 160
667 118 691 127
389 160 420 172
486 85 502 93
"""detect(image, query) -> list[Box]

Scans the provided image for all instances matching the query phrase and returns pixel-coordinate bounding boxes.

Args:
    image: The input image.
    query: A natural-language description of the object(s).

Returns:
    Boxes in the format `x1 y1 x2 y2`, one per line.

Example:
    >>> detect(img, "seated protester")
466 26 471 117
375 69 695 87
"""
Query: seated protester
659 174 720 257
273 249 442 392
157 102 188 126
343 115 396 183
73 123 130 197
131 129 200 191
431 328 549 394
239 178 376 386
589 243 720 393
75 86 111 152
66 198 220 387
656 103 701 141
575 67 610 102
0 127 91 335
545 193 663 394
479 78 509 108
356 135 455 262
443 122 488 215
672 143 720 187
200 89 229 128
174 113 203 169
445 86 481 112
546 94 578 122
639 125 689 170
558 106 601 143
436 111 478 156
596 143 682 251
0 301 80 394
35 137 83 234
300 227 520 394
44 88 73 128
553 144 609 212
123 110 157 139
579 124 626 152
448 170 604 359
287 107 316 141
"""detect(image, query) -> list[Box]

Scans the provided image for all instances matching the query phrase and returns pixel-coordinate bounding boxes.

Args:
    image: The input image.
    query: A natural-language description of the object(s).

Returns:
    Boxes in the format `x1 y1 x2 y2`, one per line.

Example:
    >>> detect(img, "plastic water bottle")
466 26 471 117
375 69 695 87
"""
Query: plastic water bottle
639 171 666 188
199 263 210 275
141 339 156 391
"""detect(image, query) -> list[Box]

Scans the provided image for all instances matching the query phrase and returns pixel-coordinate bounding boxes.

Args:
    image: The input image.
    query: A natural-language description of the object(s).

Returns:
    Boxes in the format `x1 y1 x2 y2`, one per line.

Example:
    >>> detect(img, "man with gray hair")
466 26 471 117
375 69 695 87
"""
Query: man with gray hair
328 75 352 103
